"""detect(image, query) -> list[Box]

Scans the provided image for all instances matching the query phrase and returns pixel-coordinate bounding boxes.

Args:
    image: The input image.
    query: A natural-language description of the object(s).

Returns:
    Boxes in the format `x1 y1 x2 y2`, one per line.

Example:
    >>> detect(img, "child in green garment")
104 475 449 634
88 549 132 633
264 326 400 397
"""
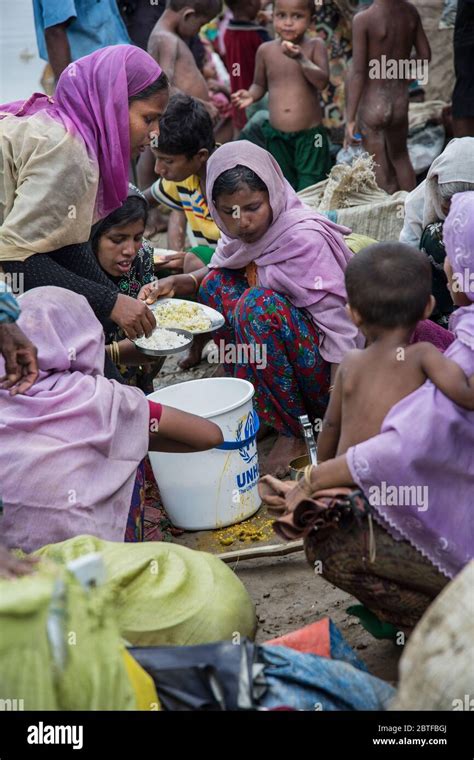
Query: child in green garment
231 0 331 191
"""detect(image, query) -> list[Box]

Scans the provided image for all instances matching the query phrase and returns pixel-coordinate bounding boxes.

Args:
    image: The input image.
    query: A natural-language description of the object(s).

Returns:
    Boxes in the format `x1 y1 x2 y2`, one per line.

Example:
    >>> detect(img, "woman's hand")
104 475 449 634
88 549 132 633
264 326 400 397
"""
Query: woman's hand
0 323 39 395
138 276 177 305
110 293 156 340
258 475 295 509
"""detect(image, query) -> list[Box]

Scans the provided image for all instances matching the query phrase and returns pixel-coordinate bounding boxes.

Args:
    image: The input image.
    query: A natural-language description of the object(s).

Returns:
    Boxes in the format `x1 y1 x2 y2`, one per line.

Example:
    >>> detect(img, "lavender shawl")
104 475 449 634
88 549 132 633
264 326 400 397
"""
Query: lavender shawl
0 287 150 553
206 142 361 364
347 192 474 579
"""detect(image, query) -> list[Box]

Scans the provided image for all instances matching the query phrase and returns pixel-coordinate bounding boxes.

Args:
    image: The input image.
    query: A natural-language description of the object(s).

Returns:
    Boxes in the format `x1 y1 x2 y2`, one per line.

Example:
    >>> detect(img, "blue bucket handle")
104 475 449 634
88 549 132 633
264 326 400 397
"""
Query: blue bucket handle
215 410 260 450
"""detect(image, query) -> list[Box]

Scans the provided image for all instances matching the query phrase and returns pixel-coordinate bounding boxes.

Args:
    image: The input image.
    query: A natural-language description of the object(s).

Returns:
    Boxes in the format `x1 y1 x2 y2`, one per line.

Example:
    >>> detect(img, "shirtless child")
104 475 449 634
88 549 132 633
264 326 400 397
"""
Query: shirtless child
232 0 331 191
345 0 431 193
148 0 221 108
318 243 474 462
138 0 222 190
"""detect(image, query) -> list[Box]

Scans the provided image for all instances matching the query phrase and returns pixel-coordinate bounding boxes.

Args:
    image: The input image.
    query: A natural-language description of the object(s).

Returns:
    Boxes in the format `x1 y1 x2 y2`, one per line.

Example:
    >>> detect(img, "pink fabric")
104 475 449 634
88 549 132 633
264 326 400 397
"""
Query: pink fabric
347 196 474 579
206 141 362 363
410 319 455 352
0 45 162 220
443 191 474 302
0 287 150 553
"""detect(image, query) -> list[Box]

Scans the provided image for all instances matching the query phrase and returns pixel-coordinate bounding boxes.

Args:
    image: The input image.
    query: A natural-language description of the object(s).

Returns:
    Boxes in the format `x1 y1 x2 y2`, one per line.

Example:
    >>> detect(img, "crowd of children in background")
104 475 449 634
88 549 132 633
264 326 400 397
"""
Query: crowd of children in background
138 0 459 195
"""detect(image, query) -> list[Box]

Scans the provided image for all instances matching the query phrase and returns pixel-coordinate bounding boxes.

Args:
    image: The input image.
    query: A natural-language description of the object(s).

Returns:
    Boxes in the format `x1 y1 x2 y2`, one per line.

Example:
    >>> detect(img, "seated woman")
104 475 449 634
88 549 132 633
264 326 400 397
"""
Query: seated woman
400 137 474 326
90 184 160 391
142 142 364 476
0 287 224 551
260 191 474 632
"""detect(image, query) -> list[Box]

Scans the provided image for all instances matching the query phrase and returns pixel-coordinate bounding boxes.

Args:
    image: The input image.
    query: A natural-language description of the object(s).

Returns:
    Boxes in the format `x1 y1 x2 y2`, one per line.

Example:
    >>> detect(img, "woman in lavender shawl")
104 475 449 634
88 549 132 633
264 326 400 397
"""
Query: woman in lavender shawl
259 192 474 632
0 45 169 354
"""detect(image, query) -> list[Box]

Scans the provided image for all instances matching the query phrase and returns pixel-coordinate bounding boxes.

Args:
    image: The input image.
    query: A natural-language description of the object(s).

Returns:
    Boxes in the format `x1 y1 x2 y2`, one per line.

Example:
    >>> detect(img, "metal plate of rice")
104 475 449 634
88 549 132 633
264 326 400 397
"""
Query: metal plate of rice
134 327 194 357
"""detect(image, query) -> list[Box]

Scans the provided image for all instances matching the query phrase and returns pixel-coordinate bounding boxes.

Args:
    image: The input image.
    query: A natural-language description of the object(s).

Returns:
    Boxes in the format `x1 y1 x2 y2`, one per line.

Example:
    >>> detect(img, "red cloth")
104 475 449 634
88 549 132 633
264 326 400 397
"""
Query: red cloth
224 23 268 129
410 319 455 352
265 619 331 658
148 400 163 424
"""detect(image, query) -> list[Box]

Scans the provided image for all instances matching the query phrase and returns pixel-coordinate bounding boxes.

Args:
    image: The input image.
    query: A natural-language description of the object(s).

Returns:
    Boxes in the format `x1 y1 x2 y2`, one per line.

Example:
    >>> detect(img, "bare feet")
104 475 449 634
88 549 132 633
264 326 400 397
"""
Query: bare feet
178 333 209 370
260 434 306 479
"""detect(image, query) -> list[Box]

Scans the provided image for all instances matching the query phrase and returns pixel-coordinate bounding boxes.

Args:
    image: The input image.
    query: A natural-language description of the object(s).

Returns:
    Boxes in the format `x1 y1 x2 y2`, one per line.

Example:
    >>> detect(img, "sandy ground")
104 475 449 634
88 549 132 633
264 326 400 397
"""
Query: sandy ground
154 352 402 685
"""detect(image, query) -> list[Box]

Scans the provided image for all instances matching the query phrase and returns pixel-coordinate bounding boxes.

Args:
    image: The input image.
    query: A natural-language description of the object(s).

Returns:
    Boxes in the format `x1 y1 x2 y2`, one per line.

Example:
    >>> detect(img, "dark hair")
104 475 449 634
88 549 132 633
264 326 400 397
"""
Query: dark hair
155 94 215 158
274 0 315 15
212 165 268 201
128 71 169 103
90 196 148 254
225 0 257 11
345 243 432 328
167 0 223 18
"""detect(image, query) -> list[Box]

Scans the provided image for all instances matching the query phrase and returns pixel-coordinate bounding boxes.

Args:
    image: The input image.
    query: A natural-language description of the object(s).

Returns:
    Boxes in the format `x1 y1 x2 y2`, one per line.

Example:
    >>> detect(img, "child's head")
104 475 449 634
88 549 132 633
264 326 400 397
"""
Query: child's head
153 94 215 182
345 243 434 332
167 0 223 37
225 0 261 21
212 165 272 242
273 0 314 42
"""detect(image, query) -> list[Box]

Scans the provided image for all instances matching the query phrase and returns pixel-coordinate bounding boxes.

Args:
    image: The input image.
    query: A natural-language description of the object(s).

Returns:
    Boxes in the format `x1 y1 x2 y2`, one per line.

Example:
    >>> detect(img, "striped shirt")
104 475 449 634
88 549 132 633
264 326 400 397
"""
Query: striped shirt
151 175 220 250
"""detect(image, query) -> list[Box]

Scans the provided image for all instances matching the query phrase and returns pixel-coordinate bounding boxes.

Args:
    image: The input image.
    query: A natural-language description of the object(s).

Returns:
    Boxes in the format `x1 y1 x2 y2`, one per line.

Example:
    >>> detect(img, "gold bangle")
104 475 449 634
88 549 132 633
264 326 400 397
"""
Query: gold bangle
111 340 120 365
304 464 314 492
297 464 314 494
187 273 199 293
328 384 335 393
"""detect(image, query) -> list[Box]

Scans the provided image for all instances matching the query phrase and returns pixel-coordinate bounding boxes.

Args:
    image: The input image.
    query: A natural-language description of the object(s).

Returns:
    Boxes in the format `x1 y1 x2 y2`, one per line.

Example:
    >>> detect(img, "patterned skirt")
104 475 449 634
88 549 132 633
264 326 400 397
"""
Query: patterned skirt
199 268 331 437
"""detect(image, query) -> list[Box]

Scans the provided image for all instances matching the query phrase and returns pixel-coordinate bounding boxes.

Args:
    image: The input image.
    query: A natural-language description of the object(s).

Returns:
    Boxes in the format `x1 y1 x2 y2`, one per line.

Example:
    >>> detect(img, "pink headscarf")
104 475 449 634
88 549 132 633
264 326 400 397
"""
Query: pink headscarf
0 287 150 553
0 45 163 220
443 191 474 302
206 141 361 363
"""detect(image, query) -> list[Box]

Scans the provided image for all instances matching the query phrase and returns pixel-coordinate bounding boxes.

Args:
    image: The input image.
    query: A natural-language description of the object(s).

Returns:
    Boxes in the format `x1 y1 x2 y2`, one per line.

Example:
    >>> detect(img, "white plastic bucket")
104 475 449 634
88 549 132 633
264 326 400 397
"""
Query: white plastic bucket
148 378 261 530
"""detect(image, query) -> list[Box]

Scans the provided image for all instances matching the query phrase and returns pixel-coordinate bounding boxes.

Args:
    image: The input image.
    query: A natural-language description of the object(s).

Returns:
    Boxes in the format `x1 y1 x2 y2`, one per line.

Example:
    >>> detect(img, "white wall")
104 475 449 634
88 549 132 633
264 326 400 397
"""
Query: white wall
0 0 46 103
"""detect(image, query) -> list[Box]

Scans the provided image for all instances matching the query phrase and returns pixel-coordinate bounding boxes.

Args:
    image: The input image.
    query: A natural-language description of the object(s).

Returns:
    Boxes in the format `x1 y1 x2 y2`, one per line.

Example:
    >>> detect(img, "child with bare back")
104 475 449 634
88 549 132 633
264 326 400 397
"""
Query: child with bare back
148 0 222 110
138 0 223 190
231 0 331 191
345 0 431 193
318 243 474 462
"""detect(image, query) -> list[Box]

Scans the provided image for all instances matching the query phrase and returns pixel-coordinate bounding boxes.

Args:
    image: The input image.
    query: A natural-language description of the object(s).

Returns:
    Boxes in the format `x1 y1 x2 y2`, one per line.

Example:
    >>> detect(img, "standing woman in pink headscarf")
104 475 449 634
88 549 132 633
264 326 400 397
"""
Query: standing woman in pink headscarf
0 45 169 360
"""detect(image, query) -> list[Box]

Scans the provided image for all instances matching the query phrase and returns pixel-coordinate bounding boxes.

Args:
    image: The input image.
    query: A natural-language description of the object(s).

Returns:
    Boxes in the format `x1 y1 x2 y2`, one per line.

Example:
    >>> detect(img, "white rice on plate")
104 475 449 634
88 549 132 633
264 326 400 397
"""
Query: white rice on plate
135 328 191 351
